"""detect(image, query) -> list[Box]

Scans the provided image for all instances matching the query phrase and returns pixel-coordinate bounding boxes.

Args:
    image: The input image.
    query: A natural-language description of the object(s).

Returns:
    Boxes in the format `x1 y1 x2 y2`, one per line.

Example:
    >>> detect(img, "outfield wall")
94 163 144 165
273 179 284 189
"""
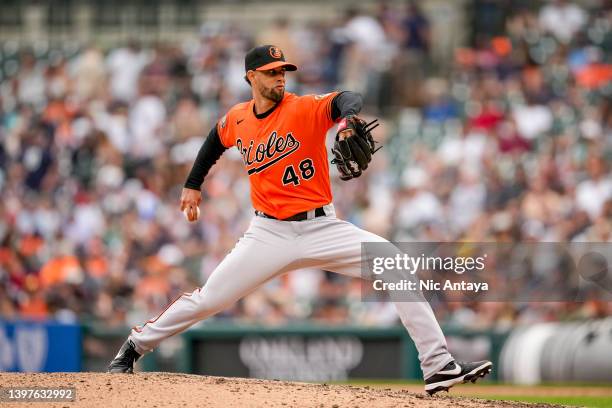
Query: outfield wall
2 318 611 384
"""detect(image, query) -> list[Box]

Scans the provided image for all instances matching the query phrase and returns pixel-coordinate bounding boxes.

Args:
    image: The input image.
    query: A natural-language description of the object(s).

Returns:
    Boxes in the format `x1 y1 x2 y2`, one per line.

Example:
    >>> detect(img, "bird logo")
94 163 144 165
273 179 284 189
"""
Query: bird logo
269 47 283 59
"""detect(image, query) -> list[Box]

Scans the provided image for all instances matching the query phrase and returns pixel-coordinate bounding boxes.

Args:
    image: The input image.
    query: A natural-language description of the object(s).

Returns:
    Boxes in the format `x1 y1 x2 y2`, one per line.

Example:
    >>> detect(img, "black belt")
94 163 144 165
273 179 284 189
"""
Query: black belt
255 206 326 221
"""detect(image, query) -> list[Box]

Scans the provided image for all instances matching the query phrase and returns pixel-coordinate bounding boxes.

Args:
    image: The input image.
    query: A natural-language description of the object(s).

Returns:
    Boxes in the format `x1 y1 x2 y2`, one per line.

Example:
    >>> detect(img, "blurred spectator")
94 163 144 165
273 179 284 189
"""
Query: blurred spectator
106 40 149 103
576 155 612 220
539 0 587 44
72 46 107 102
16 51 46 109
128 84 166 159
340 7 389 100
400 0 431 53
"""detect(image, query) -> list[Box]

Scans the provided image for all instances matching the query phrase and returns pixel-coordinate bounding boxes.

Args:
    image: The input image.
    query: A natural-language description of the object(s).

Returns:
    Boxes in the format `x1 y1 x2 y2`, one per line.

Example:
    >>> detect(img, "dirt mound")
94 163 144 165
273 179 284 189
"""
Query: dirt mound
0 372 559 407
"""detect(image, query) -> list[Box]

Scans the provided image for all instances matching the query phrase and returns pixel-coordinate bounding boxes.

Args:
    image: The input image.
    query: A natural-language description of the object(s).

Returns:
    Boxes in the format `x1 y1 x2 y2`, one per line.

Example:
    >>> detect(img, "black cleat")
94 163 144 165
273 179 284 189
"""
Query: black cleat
425 360 492 395
107 339 141 373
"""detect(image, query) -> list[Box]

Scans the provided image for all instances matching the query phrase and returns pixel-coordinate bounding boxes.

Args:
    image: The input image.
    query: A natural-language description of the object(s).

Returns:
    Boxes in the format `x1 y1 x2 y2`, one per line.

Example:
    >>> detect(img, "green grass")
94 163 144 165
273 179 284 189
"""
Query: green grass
341 379 612 388
336 380 612 408
482 395 612 408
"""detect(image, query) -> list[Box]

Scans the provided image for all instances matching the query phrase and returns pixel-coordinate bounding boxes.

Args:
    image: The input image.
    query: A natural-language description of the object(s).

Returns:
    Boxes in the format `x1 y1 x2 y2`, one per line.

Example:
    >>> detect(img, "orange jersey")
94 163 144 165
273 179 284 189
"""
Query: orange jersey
217 92 339 219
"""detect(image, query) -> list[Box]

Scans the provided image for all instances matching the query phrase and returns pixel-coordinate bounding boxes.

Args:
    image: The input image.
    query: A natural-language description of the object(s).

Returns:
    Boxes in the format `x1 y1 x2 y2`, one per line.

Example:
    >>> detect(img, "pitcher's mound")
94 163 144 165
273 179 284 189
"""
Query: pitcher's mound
0 372 558 407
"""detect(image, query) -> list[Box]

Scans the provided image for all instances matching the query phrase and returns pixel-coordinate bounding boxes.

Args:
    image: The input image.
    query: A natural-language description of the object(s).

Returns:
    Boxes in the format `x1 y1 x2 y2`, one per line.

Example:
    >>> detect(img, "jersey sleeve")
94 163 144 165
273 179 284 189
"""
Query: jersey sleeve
304 91 340 131
216 113 234 148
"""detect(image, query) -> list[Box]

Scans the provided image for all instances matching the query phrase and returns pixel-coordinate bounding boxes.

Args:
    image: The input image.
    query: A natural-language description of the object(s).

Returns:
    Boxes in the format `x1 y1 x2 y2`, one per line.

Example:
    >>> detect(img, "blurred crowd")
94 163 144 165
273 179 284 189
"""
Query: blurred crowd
1 0 612 330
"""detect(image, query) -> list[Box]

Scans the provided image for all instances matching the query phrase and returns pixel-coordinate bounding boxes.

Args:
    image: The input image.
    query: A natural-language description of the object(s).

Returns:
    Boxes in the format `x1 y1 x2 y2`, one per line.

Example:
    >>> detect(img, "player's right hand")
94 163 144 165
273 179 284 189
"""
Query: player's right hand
180 187 202 222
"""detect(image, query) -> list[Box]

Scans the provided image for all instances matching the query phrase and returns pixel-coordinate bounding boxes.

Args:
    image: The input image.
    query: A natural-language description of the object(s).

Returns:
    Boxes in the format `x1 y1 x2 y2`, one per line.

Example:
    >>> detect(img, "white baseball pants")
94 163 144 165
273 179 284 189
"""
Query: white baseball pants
129 205 453 378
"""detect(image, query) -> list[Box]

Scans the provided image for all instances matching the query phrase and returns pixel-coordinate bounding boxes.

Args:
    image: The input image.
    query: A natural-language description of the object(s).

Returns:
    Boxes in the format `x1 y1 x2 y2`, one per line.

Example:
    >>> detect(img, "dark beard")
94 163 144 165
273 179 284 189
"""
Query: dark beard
260 85 284 103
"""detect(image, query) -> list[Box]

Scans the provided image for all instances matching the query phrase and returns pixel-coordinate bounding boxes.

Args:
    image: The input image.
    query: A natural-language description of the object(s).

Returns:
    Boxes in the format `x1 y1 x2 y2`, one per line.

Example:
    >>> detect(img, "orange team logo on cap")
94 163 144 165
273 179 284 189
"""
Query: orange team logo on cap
269 47 282 59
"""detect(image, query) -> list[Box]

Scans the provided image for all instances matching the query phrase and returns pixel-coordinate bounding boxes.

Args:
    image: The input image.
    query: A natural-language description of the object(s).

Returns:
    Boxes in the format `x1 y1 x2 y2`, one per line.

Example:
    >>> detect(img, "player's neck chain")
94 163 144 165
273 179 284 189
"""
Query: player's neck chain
237 131 300 175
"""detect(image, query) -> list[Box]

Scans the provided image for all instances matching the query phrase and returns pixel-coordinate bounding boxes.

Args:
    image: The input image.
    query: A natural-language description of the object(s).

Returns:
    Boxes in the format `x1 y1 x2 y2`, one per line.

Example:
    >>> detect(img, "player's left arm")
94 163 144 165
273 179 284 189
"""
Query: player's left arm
330 91 363 123
328 91 381 181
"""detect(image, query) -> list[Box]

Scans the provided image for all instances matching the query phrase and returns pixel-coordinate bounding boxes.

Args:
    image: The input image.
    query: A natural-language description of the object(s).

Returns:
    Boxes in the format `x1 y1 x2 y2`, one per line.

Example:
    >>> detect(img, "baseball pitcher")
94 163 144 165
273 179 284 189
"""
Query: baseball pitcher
108 45 492 395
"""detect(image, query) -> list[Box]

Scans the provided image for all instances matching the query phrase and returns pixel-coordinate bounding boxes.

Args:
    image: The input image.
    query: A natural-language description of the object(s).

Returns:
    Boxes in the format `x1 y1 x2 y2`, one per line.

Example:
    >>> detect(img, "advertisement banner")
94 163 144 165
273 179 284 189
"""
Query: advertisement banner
0 320 81 372
182 324 415 381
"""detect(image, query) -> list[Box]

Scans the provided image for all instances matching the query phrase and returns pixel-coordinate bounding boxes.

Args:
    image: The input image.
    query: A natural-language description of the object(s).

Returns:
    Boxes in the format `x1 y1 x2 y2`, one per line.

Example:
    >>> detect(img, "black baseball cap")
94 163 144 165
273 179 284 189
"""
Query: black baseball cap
244 45 298 72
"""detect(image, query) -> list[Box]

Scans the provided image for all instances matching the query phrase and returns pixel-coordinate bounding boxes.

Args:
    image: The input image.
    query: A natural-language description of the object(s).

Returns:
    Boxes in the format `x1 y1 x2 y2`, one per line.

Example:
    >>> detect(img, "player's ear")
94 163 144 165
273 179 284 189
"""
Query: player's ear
245 70 255 87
